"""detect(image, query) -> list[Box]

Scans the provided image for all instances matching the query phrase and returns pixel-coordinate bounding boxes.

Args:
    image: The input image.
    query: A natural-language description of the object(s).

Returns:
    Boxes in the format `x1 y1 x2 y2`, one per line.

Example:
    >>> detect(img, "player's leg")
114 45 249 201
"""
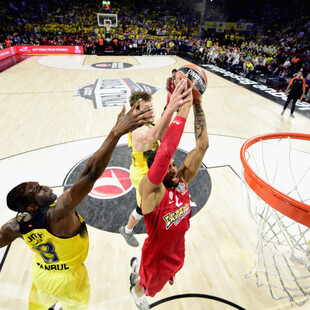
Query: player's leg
130 257 148 310
58 264 90 310
281 94 293 114
119 203 142 247
290 97 298 117
28 282 57 310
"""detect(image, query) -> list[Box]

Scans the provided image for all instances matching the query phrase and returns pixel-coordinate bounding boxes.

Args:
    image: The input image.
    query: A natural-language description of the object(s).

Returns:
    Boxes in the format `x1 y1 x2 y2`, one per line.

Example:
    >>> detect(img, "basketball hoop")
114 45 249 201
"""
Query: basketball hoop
240 132 310 306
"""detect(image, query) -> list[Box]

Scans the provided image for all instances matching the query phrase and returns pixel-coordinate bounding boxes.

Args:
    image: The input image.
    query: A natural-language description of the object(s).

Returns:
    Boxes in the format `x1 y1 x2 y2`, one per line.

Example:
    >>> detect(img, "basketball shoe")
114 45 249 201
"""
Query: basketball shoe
119 226 139 247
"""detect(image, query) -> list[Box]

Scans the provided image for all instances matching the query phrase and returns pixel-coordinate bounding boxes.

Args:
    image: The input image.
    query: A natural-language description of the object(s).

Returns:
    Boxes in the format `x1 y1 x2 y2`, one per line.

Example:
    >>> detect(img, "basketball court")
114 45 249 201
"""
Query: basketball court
0 54 310 310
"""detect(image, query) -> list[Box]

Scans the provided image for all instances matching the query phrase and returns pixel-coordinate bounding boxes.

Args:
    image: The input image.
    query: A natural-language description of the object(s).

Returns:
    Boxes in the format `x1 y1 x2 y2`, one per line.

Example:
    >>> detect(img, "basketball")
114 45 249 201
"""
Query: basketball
176 64 208 97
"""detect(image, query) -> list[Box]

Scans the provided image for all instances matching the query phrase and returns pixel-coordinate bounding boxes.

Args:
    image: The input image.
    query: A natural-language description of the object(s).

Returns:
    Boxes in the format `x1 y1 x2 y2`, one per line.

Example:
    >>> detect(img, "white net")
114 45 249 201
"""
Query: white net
241 135 310 306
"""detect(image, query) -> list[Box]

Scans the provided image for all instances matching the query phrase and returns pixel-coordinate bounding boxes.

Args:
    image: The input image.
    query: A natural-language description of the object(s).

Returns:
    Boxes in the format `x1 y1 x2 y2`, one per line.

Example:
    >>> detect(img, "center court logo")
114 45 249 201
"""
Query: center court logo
91 62 133 69
63 144 211 234
89 167 132 199
75 78 161 109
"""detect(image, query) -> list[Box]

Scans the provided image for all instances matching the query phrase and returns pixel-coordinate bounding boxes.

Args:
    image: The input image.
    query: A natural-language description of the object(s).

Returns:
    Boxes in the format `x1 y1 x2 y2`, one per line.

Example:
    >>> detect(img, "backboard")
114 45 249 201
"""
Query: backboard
97 13 118 28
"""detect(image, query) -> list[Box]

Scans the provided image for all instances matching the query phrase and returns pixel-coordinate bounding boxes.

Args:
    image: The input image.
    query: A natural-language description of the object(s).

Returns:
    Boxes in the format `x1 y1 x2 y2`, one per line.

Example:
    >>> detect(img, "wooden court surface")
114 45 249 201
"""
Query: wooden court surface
0 55 310 310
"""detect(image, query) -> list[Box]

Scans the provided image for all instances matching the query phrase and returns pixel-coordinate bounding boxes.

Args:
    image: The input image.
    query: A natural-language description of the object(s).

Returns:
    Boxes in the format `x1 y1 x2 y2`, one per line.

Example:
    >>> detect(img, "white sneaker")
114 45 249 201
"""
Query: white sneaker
131 257 140 274
130 257 140 286
131 287 149 310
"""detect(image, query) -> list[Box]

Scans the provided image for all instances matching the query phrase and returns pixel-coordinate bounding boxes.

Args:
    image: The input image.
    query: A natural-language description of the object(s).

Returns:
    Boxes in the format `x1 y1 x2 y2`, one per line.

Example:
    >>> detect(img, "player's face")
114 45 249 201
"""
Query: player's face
26 182 57 208
140 100 154 123
163 159 179 188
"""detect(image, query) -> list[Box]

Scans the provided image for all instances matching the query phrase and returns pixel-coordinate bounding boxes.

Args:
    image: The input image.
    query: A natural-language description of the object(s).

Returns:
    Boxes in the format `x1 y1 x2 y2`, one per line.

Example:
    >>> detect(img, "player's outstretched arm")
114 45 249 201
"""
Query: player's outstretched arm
139 80 194 214
0 219 22 248
178 94 209 184
53 102 154 218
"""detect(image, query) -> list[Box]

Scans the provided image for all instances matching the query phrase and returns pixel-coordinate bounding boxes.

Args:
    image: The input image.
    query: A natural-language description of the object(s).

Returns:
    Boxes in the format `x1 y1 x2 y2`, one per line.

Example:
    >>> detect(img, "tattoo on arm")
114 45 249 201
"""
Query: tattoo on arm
194 103 206 140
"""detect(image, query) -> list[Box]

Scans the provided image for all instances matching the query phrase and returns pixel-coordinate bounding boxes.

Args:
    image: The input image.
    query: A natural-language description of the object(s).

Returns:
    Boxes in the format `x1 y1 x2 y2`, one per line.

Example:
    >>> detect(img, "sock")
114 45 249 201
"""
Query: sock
125 226 133 234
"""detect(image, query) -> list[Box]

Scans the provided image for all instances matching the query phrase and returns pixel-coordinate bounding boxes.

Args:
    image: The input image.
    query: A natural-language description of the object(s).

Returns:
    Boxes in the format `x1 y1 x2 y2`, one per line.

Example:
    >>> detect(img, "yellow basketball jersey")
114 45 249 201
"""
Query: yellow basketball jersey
18 209 88 271
128 124 160 185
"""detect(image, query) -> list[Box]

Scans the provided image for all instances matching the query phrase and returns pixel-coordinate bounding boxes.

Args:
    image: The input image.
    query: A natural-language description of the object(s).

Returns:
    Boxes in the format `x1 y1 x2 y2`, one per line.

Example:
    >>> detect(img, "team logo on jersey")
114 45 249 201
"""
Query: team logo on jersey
88 167 132 199
176 182 186 194
75 78 161 109
63 145 211 234
163 204 190 230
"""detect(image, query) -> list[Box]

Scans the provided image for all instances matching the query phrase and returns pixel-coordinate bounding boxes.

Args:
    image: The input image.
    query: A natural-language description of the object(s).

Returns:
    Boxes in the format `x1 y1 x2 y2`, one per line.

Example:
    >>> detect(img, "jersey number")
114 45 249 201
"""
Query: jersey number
33 242 59 263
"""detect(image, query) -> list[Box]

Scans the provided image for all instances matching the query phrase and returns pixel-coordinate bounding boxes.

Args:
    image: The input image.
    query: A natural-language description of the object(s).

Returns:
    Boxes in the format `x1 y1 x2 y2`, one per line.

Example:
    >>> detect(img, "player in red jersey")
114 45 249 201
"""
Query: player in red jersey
165 69 177 107
130 78 209 310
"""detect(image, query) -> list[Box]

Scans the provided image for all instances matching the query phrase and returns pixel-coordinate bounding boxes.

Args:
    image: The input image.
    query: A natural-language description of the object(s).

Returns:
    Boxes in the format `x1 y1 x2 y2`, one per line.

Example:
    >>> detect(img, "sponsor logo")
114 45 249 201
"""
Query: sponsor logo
178 66 206 94
17 46 30 53
88 167 132 199
63 145 211 234
163 204 190 229
0 50 10 57
27 232 43 244
91 62 133 69
36 262 69 270
74 46 82 54
75 78 161 109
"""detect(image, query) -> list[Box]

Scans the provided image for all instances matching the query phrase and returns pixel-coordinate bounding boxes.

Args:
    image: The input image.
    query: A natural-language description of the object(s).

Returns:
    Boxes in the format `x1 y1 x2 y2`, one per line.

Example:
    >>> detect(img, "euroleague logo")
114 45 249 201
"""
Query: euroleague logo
63 144 211 234
88 167 132 199
91 62 133 69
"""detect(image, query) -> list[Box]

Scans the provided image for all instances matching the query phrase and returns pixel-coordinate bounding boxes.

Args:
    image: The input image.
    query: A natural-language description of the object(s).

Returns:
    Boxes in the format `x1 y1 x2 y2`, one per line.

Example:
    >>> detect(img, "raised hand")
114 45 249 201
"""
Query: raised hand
166 78 195 113
113 101 155 136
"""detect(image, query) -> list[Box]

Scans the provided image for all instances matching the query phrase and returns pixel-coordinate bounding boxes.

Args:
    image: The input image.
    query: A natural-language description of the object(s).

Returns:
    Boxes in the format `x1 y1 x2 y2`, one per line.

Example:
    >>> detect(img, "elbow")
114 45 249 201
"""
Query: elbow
203 141 210 152
198 137 209 152
90 167 101 181
84 163 101 182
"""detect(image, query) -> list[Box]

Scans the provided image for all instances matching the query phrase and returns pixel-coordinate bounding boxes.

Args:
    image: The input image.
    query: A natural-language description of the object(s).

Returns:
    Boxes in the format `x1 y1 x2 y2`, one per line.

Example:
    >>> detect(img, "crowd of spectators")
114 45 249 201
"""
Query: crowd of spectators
0 0 200 48
190 40 310 101
0 0 309 100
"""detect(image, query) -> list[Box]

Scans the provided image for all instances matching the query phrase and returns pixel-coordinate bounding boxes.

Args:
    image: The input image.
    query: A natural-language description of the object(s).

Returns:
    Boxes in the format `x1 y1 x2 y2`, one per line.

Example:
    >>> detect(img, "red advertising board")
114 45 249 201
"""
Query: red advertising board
14 45 84 54
0 47 15 61
0 45 84 61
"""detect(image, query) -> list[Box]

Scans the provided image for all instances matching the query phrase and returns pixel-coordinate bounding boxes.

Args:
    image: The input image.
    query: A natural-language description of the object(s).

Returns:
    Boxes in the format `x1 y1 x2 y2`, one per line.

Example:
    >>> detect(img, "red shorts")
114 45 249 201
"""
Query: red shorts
139 266 175 297
166 93 171 107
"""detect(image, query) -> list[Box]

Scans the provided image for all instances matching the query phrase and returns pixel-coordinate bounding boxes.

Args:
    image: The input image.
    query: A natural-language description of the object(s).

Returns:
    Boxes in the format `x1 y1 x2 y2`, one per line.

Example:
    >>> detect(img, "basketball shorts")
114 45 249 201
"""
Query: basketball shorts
130 169 147 208
29 260 90 310
139 265 175 297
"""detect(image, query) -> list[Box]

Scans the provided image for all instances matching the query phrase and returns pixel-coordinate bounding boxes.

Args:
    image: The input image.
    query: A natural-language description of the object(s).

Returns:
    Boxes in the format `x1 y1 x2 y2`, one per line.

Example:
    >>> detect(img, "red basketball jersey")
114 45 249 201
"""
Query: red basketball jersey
139 179 191 294
168 76 174 94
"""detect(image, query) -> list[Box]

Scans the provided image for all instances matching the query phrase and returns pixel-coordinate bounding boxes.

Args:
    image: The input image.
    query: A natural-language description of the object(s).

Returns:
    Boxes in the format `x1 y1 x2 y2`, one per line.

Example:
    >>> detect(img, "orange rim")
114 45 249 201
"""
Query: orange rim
240 132 310 227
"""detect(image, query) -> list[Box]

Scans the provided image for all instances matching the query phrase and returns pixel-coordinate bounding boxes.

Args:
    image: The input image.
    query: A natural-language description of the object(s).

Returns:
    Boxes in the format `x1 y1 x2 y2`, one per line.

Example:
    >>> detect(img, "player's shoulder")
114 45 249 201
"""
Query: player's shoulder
2 216 21 233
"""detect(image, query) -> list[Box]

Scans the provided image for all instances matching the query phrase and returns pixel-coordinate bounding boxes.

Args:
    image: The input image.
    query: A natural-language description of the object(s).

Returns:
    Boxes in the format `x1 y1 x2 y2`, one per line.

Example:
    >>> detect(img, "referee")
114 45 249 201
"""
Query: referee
281 71 306 117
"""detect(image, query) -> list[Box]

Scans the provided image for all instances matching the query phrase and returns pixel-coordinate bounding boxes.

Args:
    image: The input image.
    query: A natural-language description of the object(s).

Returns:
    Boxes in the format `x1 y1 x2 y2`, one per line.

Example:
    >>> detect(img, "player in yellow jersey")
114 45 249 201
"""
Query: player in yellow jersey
0 103 154 310
119 82 191 247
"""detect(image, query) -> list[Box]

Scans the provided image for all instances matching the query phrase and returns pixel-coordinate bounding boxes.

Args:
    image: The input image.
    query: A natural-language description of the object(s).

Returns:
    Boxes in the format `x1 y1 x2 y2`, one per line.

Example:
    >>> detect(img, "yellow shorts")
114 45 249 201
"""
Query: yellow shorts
130 167 147 208
29 260 90 310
